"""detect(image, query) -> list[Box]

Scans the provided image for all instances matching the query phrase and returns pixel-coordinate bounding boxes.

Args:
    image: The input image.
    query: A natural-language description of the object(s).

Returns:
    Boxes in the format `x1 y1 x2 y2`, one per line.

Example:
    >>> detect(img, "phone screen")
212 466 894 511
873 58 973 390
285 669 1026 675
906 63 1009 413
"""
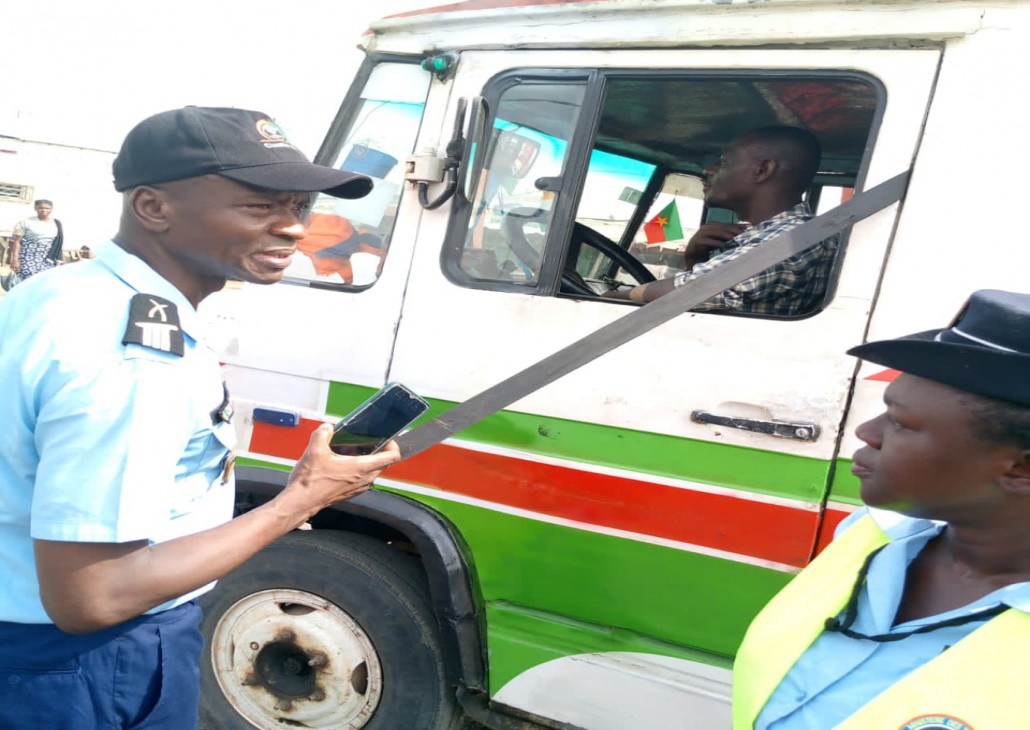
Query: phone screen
329 383 429 456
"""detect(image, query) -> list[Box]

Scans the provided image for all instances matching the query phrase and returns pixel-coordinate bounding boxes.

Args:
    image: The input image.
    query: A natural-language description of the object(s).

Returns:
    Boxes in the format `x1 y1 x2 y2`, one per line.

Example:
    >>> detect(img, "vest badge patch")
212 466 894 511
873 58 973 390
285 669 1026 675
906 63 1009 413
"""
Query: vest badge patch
123 294 185 356
899 715 974 730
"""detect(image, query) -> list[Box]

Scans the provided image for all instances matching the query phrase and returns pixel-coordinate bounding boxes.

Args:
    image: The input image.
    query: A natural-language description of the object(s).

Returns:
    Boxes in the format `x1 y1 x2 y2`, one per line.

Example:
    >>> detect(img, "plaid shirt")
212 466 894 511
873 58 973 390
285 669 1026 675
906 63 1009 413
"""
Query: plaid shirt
672 203 838 316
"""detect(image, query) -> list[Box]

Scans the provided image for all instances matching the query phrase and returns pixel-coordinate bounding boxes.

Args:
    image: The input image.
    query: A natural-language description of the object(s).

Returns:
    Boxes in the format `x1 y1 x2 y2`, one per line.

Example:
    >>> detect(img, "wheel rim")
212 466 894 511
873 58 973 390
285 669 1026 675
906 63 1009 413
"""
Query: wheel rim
210 589 383 729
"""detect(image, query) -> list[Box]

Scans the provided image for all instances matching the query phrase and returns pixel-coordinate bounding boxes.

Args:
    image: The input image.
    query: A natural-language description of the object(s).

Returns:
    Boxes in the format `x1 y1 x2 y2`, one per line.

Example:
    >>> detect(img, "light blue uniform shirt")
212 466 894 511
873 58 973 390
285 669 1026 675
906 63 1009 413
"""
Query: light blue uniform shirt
756 508 1030 729
0 241 236 624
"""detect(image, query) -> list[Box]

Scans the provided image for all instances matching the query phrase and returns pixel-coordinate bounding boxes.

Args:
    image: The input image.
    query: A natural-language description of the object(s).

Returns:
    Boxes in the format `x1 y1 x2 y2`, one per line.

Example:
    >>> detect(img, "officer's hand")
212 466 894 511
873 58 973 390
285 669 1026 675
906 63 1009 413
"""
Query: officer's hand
683 222 749 268
284 424 402 514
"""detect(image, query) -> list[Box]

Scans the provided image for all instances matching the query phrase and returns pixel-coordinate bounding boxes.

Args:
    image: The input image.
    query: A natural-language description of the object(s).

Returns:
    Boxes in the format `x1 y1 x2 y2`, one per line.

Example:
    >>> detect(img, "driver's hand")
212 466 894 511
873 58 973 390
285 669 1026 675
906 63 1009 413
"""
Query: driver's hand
683 222 749 269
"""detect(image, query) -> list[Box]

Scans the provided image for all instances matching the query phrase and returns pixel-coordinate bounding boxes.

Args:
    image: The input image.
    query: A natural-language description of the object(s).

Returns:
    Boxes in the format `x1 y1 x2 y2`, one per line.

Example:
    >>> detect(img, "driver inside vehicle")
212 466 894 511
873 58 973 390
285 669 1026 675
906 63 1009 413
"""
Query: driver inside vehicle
604 126 839 317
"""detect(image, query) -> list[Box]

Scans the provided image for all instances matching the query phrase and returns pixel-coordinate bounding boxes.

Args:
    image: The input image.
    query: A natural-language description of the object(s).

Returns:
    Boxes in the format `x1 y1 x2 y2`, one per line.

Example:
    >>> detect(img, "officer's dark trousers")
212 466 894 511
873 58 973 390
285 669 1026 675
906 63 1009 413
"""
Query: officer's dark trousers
0 602 202 729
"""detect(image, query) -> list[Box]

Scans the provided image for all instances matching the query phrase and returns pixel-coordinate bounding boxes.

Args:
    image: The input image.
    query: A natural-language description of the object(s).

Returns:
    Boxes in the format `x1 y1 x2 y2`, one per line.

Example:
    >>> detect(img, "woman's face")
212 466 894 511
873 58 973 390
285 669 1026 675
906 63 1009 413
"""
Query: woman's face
851 374 1017 520
34 203 53 220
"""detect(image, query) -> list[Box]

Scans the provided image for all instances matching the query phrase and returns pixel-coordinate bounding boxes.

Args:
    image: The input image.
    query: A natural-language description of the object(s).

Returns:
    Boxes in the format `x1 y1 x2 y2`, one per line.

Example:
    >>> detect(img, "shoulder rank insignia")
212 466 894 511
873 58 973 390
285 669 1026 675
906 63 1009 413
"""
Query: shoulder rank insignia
123 293 185 356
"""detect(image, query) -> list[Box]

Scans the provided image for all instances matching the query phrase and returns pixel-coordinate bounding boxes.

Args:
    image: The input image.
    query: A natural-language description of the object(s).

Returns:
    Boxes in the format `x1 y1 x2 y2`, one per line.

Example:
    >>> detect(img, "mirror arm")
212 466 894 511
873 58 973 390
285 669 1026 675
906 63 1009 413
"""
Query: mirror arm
417 174 456 210
417 97 467 211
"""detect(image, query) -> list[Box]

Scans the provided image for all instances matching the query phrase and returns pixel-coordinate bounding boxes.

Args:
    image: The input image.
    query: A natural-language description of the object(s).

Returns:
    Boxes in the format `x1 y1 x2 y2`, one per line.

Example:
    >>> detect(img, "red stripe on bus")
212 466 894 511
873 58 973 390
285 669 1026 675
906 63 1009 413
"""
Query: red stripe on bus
388 444 817 567
865 368 902 382
250 420 821 567
249 417 324 460
813 508 852 556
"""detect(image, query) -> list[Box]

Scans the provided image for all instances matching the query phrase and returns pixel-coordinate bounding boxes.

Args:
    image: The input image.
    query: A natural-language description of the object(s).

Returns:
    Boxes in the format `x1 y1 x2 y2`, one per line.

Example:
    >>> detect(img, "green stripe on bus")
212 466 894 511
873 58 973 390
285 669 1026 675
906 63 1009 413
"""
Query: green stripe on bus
237 455 290 472
487 601 733 694
829 457 862 505
328 381 830 502
381 489 793 691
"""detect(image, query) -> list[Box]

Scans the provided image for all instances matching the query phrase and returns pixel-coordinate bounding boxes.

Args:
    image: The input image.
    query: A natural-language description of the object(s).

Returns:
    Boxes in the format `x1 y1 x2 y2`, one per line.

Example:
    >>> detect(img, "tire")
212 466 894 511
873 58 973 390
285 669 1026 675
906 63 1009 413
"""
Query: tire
198 530 462 730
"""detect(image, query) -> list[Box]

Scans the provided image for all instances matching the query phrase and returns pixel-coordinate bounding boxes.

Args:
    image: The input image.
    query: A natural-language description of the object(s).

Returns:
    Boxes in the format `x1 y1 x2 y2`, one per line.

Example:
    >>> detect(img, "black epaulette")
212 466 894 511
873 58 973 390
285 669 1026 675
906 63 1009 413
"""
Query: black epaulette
122 293 185 356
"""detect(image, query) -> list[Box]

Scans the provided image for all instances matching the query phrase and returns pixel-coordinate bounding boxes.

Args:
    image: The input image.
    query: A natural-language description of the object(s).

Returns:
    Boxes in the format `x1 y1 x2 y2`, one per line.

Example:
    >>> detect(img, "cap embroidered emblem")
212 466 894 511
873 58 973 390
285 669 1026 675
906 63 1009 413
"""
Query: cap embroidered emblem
122 293 184 356
255 119 295 150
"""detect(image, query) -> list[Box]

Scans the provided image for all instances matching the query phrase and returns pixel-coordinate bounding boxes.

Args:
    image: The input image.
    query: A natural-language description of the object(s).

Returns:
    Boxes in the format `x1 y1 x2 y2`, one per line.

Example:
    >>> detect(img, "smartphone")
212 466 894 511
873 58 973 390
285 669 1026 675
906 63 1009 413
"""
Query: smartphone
329 382 429 456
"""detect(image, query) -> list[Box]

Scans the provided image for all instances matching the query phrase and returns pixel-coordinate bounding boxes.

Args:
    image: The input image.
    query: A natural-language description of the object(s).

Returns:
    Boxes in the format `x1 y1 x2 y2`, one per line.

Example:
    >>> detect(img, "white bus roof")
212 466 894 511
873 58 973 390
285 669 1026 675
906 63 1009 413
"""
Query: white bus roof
363 0 986 54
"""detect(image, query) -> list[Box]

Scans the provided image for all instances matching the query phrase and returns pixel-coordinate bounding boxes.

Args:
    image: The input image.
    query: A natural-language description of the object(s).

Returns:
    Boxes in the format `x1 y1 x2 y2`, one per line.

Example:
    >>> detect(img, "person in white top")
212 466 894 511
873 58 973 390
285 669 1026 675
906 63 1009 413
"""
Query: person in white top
9 199 62 279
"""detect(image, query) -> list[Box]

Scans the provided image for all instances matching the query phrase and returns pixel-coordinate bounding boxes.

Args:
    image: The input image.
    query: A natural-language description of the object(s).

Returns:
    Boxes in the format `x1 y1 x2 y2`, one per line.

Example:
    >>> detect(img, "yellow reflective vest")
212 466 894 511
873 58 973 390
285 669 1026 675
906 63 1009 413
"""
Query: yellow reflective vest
733 514 1030 730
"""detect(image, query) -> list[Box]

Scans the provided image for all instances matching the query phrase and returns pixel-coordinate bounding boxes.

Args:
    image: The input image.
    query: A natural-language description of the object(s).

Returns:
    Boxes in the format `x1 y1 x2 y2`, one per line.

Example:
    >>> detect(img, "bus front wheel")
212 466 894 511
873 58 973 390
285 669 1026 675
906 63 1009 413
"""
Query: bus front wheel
198 530 461 730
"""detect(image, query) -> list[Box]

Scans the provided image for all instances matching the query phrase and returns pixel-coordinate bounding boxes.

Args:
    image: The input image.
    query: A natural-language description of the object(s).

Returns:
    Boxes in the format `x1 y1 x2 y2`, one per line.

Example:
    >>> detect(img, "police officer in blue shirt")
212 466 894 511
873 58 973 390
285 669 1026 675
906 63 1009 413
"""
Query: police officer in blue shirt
734 289 1030 729
0 107 401 729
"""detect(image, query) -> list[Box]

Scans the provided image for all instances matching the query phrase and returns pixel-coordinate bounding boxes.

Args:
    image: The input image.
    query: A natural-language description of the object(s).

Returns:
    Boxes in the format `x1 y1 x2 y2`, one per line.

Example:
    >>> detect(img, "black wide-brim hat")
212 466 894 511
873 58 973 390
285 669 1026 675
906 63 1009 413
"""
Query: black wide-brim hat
113 107 373 200
848 289 1030 407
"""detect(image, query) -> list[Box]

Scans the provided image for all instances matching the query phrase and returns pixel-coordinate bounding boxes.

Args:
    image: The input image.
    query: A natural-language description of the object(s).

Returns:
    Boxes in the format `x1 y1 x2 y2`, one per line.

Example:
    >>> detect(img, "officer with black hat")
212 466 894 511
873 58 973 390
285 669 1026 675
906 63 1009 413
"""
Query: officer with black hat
734 289 1030 729
0 107 400 729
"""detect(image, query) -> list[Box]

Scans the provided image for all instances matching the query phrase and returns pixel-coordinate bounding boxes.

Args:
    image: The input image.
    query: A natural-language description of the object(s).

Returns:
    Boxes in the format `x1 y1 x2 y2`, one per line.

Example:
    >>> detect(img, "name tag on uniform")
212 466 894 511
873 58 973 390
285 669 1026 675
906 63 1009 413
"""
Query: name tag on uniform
122 294 184 356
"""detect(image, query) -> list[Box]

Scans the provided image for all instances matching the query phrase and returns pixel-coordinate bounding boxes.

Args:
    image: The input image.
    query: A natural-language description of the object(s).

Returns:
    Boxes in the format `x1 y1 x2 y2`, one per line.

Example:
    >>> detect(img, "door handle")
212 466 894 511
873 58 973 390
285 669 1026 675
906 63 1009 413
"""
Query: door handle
691 410 820 442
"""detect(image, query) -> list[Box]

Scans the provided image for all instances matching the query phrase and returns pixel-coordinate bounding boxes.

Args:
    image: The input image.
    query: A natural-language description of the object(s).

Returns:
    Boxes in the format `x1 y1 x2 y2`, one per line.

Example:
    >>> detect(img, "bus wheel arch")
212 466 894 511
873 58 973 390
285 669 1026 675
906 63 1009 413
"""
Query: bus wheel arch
202 467 484 704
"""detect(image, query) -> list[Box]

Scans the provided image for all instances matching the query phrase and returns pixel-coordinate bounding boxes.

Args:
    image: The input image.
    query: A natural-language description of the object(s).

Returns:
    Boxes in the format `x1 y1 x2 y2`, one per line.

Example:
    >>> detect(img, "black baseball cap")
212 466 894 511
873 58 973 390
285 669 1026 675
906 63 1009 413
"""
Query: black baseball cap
848 289 1030 407
112 106 373 199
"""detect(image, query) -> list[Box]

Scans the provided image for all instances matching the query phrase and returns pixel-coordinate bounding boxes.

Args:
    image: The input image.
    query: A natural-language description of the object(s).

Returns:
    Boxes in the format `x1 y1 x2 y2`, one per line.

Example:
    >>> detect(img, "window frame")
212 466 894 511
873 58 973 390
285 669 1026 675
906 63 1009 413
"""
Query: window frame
0 183 33 204
441 68 602 295
440 65 887 319
282 54 431 293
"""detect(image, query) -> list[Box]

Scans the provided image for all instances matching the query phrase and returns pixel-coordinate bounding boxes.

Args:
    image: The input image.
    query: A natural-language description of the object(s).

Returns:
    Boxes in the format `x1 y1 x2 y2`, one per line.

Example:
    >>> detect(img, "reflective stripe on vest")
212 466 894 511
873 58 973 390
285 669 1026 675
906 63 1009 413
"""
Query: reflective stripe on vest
732 514 1030 730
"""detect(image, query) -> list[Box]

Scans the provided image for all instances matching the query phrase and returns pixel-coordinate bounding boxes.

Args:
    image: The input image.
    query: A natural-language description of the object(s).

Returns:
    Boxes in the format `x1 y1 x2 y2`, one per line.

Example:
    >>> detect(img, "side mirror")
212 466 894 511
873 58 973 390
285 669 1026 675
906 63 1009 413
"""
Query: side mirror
493 129 541 179
458 96 489 204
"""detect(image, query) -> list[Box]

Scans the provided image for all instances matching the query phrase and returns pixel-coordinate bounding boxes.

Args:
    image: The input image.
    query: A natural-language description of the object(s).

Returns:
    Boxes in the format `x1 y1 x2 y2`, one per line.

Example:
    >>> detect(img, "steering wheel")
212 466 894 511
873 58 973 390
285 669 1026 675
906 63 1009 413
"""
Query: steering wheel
560 223 656 297
500 208 656 295
500 207 545 279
